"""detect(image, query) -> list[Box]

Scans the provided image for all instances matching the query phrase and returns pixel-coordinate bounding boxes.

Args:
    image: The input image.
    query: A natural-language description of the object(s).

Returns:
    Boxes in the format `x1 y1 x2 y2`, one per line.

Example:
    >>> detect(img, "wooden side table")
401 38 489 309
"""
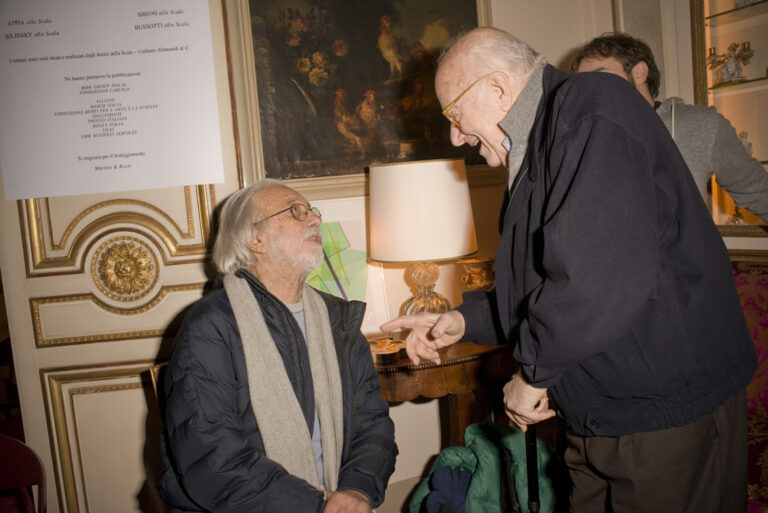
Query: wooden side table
375 341 515 446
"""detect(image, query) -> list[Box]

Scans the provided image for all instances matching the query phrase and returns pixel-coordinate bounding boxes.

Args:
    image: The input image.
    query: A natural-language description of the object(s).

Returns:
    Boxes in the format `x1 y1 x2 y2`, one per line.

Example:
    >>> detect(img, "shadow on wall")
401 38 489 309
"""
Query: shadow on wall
139 366 171 513
555 46 582 72
136 199 226 512
137 301 194 513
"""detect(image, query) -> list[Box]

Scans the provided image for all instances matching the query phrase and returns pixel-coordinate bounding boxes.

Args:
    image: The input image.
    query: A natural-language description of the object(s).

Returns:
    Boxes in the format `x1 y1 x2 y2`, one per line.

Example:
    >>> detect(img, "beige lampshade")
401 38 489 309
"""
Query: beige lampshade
369 158 478 263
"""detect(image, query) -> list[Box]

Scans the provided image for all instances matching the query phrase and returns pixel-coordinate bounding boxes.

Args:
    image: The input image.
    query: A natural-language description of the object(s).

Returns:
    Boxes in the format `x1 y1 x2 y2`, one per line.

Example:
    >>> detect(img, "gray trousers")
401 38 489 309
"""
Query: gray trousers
564 389 748 513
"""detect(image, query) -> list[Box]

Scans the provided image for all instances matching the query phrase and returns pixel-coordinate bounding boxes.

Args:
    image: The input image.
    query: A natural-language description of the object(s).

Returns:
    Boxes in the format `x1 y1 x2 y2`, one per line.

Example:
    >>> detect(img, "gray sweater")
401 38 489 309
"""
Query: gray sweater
656 97 768 223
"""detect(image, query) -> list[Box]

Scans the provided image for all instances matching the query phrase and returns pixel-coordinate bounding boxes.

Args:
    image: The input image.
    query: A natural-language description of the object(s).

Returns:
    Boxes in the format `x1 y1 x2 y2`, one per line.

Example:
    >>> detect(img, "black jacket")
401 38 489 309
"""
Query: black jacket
457 66 757 436
158 270 397 511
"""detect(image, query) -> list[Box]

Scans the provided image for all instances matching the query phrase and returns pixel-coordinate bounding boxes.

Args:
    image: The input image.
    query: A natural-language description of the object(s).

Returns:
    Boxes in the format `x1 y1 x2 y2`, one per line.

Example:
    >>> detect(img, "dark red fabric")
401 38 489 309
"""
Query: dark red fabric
732 259 768 512
0 489 34 513
0 435 44 513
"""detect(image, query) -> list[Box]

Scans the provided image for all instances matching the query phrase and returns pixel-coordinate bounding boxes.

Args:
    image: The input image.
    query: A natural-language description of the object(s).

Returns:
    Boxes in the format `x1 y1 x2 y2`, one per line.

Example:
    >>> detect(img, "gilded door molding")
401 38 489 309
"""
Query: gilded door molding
30 282 206 347
18 182 220 348
41 361 163 513
20 184 215 277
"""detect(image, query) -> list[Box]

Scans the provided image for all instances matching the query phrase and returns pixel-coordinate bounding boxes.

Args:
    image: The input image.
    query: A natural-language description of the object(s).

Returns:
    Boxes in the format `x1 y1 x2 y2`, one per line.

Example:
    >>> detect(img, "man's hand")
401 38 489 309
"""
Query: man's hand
380 310 465 365
503 369 556 432
323 489 371 513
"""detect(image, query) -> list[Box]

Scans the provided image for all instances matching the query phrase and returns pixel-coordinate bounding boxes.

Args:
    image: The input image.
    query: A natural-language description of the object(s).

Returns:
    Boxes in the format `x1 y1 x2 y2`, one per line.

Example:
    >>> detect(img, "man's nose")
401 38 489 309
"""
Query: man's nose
450 124 470 146
307 210 321 227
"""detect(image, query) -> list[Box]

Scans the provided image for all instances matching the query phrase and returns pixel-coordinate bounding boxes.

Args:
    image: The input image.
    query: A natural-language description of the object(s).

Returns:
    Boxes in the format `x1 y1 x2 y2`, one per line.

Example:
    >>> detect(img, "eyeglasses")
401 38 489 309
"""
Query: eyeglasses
253 203 321 225
441 73 491 128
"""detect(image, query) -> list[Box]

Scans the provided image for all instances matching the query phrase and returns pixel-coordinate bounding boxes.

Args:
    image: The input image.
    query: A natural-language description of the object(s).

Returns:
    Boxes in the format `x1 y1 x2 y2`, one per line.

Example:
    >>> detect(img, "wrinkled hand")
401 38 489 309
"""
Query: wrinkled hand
380 310 465 365
323 489 371 513
503 369 556 432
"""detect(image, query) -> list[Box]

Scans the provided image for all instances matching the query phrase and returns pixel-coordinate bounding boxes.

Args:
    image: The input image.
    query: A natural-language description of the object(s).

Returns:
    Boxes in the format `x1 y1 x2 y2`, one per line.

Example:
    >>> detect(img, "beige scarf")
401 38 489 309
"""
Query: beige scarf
223 273 344 490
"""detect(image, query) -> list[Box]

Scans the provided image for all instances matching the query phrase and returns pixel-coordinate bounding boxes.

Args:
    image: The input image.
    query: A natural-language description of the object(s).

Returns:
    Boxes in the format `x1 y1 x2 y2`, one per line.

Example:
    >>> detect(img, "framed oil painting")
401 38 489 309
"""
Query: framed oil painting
224 0 490 197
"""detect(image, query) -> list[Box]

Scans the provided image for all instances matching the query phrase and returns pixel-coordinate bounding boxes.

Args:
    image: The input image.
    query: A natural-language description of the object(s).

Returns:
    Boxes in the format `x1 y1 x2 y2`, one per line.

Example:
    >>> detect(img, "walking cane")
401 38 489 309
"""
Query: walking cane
525 424 540 513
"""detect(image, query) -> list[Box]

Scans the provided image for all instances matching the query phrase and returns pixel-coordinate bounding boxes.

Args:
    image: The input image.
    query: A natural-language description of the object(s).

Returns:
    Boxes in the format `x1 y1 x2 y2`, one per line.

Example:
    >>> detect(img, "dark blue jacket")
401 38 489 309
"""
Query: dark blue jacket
158 270 397 511
457 66 756 436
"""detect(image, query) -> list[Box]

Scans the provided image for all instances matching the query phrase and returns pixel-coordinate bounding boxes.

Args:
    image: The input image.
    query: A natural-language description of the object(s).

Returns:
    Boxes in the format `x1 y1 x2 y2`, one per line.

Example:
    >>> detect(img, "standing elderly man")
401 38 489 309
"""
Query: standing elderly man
382 27 756 512
159 179 397 513
573 32 768 223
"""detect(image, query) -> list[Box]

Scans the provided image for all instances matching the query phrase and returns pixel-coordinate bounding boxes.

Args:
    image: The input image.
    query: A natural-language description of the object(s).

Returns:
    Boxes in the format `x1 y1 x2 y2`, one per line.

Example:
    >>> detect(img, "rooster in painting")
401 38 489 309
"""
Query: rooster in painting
418 19 450 56
356 89 379 137
378 16 452 82
377 15 406 82
333 89 366 158
399 80 426 114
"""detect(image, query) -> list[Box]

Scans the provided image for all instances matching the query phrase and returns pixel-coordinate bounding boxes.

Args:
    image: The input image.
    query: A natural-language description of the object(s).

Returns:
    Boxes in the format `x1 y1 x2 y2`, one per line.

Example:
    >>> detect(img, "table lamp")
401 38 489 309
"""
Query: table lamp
369 158 478 315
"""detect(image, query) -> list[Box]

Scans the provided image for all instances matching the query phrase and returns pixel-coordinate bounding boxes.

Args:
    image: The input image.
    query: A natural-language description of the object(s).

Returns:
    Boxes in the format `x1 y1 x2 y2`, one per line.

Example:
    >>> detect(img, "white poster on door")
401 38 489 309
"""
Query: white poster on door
0 0 224 200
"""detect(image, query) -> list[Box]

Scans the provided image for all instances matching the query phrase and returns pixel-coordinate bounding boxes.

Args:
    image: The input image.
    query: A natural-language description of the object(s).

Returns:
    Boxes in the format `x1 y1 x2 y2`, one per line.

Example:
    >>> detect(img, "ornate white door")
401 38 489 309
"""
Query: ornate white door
0 2 240 511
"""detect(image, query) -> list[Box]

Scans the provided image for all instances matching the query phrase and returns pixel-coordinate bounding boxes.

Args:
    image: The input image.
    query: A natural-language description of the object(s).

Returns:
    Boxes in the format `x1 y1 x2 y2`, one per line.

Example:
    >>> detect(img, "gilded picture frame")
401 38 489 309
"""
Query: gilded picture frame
223 0 492 199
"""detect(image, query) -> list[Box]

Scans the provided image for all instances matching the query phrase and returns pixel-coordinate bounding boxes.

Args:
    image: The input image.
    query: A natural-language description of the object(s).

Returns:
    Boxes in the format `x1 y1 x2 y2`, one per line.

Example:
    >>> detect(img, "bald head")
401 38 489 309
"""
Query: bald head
437 28 541 88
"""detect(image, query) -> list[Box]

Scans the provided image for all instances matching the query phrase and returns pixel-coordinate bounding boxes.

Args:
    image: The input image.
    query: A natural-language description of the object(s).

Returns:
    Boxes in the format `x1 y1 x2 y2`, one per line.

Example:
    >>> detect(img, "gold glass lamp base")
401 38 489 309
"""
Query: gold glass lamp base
403 261 451 315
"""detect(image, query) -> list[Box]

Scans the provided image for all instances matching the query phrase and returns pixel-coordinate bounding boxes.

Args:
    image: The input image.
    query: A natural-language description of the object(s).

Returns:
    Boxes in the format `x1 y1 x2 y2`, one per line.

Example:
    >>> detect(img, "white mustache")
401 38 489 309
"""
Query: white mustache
302 229 322 242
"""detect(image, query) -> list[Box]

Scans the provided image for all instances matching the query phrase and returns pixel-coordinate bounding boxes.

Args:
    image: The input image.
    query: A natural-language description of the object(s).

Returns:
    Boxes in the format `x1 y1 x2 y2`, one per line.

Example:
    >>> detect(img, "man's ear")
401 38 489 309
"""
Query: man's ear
631 61 649 86
488 71 516 112
246 229 266 256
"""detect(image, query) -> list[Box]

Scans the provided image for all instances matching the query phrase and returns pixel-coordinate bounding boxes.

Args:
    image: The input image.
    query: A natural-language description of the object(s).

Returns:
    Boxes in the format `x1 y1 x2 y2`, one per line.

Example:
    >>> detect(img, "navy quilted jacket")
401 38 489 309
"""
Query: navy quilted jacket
158 270 397 512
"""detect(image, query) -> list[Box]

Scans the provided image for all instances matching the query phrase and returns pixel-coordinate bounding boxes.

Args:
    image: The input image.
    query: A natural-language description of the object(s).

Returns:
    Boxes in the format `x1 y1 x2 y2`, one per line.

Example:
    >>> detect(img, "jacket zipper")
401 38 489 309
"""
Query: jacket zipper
504 165 530 221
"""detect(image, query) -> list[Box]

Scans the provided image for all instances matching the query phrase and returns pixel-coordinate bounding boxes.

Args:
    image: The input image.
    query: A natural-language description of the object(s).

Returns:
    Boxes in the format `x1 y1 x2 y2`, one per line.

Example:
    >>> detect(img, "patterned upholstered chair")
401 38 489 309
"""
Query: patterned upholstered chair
731 257 768 512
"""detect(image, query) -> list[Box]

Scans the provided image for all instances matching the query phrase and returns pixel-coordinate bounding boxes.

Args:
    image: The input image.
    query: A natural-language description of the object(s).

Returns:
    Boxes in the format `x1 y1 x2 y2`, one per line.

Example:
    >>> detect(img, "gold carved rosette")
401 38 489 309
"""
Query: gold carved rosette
91 236 159 303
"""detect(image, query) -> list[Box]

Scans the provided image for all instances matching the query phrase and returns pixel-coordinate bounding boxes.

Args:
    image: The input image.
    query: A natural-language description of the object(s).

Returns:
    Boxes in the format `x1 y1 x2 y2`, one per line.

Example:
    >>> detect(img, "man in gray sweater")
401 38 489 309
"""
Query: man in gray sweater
573 32 768 223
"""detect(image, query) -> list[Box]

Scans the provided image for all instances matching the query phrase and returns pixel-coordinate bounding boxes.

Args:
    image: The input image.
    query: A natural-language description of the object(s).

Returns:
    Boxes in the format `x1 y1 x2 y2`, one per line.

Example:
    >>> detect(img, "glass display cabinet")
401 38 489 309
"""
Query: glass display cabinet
691 0 768 236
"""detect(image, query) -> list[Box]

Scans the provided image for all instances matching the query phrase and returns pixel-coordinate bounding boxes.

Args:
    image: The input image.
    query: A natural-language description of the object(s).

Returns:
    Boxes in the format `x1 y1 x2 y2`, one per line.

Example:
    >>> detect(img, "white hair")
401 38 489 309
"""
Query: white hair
439 27 544 83
212 178 285 274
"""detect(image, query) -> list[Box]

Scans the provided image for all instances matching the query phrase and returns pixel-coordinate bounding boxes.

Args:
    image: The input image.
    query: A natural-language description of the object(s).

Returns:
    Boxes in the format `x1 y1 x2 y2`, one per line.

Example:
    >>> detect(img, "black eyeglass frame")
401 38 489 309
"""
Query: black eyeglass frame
252 203 321 225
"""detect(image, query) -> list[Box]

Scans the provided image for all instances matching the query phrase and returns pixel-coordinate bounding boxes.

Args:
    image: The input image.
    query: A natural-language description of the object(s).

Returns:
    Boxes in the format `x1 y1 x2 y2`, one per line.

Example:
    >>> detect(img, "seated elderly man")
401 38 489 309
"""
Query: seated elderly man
158 179 397 513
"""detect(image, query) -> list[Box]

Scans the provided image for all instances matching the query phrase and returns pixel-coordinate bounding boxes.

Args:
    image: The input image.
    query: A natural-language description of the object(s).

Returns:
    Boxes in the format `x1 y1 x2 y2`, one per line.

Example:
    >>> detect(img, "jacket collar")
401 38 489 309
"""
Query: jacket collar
231 268 367 333
499 59 545 189
499 65 570 230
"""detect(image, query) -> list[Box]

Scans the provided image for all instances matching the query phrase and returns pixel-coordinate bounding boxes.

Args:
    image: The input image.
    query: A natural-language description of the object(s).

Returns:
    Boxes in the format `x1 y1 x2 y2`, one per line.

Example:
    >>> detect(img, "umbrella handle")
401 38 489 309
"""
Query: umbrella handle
525 425 540 513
